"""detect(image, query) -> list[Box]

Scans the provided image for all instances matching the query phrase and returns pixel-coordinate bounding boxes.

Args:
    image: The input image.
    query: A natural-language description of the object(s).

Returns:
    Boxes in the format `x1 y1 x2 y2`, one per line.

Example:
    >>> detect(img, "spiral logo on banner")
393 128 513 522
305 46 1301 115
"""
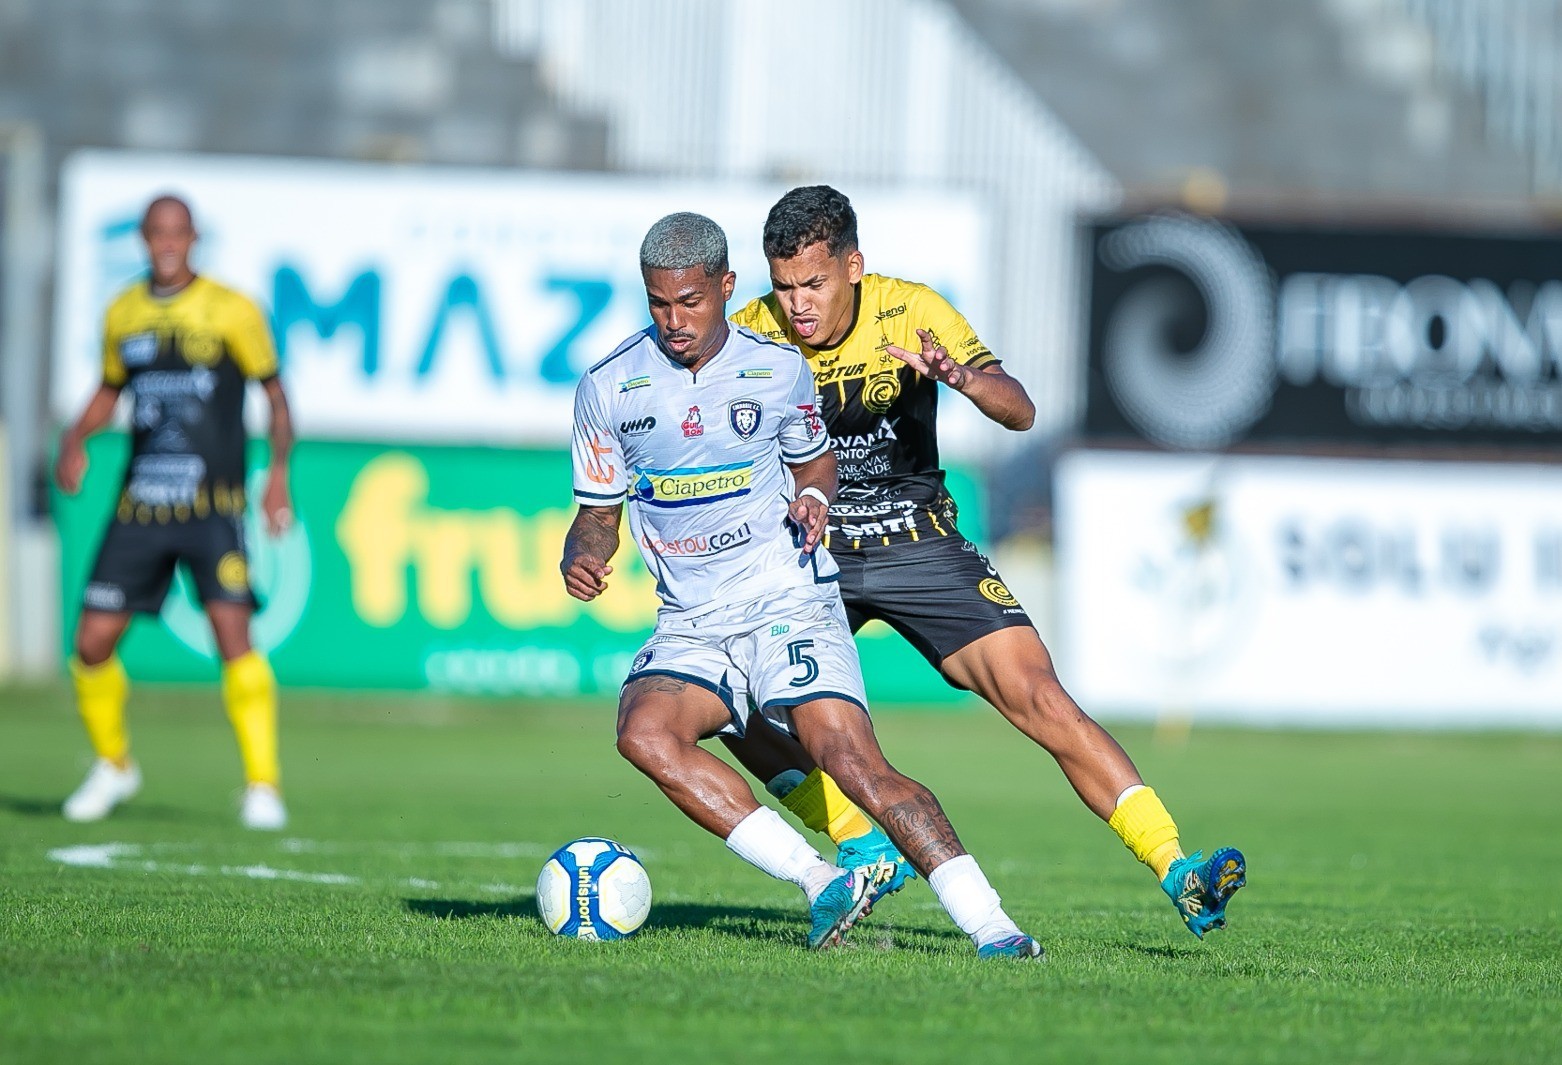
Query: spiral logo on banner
1099 214 1276 450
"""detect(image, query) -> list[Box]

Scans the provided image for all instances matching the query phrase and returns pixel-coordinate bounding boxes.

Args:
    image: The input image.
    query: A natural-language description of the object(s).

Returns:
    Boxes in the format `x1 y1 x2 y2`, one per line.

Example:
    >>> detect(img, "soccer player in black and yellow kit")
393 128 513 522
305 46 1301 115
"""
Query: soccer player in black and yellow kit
54 195 294 830
727 186 1245 938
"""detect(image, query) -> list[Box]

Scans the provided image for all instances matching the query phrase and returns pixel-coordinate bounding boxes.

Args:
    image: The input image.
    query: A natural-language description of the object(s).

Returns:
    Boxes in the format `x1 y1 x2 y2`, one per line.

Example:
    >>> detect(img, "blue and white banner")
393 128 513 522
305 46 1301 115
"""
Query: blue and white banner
1055 450 1562 727
54 151 989 446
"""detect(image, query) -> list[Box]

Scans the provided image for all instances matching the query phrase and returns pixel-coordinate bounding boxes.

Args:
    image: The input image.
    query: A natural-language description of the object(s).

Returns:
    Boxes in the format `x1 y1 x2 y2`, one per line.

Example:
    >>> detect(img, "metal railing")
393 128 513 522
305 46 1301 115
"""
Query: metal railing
1399 0 1562 193
491 0 1121 442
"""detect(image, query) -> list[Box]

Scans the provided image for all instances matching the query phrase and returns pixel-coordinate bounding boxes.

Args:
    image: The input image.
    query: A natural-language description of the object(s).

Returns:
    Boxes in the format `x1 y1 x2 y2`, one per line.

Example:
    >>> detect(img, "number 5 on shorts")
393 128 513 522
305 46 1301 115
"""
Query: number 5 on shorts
786 639 819 687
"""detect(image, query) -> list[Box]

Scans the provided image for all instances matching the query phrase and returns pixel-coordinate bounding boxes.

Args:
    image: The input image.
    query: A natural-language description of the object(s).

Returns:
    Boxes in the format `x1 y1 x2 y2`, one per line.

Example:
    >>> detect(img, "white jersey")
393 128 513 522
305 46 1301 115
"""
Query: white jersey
572 324 838 615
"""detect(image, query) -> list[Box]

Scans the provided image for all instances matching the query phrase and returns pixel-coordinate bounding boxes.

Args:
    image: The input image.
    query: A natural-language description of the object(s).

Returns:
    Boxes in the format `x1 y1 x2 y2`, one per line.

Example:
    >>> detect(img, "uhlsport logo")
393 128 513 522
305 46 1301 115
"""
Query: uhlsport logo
632 462 753 508
728 399 762 440
1098 213 1275 449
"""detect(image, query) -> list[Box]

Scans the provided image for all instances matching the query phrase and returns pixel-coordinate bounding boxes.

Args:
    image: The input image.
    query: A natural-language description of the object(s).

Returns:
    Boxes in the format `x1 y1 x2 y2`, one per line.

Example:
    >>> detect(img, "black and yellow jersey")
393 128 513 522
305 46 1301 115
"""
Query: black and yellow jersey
731 274 996 545
101 275 277 524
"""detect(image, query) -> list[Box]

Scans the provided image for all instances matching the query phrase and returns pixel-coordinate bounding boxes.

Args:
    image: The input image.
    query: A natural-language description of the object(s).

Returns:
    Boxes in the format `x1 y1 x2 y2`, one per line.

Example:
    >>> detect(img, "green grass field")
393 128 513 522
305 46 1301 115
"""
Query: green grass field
1 683 1559 1064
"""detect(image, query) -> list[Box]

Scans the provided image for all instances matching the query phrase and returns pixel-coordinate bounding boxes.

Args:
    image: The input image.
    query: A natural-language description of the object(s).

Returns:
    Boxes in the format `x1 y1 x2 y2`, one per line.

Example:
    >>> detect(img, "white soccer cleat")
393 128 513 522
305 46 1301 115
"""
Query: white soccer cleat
62 759 142 823
241 784 288 831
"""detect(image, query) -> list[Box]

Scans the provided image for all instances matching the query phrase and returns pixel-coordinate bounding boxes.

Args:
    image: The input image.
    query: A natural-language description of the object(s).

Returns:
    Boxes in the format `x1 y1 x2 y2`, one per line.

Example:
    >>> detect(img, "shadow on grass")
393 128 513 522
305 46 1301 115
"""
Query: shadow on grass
0 791 226 826
0 793 64 817
403 895 966 952
1114 941 1200 959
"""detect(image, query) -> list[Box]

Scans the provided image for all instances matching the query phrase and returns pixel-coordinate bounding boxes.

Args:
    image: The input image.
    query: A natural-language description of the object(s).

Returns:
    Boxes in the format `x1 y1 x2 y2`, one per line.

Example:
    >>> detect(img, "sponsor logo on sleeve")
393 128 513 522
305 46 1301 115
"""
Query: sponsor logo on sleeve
584 434 617 484
978 578 1021 608
796 400 824 438
728 399 763 440
632 462 753 507
84 581 127 611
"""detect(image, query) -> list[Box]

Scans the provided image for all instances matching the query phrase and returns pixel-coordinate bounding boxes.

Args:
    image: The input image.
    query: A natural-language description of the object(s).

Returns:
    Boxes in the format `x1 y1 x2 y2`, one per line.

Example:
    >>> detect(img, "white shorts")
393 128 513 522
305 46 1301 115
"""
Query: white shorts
624 585 871 738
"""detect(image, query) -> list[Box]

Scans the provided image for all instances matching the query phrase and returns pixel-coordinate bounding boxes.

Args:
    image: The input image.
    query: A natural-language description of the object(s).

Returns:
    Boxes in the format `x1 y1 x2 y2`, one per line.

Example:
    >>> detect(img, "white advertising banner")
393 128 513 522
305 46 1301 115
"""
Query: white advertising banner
54 151 989 446
1055 450 1562 727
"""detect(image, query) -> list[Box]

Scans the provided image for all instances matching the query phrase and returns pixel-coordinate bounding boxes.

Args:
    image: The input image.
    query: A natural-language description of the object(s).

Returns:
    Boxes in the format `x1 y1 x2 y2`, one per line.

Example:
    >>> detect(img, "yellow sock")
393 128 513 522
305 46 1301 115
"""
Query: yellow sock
778 768 874 844
70 655 131 766
1108 785 1184 880
222 651 280 787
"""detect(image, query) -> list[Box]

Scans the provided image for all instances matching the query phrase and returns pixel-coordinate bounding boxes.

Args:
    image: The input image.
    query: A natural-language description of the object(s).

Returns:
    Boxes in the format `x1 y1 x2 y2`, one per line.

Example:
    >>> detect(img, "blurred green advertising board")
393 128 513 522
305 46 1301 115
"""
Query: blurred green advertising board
54 437 978 705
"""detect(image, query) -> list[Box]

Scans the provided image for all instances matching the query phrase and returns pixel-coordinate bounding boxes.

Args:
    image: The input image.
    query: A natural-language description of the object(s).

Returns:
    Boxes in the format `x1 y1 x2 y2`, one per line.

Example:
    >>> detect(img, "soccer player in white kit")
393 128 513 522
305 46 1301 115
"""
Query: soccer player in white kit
561 212 1041 957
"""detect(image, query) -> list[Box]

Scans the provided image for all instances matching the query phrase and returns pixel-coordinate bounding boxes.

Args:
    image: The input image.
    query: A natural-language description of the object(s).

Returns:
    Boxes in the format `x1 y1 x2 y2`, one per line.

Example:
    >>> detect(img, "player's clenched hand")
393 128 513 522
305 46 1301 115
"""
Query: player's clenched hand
54 439 88 495
262 474 293 537
562 555 614 601
885 328 972 390
787 493 828 556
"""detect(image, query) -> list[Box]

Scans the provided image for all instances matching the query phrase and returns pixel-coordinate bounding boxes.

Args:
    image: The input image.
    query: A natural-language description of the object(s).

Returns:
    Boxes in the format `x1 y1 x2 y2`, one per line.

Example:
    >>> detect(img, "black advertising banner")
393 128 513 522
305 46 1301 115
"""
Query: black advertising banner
1084 212 1562 450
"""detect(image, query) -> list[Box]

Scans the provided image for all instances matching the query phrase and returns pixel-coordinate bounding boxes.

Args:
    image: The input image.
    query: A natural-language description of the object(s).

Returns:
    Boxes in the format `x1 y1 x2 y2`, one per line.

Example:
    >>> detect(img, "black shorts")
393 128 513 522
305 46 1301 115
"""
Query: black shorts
82 513 256 615
831 532 1034 673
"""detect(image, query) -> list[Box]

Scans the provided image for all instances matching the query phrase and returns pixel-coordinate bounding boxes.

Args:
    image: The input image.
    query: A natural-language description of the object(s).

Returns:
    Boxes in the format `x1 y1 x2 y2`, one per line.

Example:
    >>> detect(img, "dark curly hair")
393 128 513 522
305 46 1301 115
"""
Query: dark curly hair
762 185 858 261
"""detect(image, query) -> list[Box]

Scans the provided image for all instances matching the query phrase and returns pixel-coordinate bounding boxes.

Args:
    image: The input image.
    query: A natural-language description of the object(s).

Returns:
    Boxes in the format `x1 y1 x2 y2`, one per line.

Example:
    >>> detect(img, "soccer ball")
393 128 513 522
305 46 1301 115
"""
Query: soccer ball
536 837 652 940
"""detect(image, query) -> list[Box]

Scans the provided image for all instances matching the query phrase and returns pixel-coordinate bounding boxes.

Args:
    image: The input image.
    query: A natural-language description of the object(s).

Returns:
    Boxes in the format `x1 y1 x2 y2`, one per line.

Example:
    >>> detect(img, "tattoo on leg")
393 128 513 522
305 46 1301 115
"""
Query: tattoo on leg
879 790 965 874
619 675 690 712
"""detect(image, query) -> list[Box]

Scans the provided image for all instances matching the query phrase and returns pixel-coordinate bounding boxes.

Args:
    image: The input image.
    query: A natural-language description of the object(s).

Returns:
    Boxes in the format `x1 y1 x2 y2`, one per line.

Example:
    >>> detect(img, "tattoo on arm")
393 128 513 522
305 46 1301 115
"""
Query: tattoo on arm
563 504 622 569
878 790 966 875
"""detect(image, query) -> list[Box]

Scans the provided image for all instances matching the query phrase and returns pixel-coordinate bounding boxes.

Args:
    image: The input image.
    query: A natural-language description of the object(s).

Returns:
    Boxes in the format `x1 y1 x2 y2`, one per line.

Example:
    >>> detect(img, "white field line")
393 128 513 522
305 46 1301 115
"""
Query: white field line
45 841 527 895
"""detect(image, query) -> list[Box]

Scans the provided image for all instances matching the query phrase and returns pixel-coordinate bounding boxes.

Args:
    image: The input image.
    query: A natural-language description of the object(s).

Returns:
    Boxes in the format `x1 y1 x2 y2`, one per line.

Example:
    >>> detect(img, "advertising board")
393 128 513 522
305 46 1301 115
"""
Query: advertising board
1055 449 1562 725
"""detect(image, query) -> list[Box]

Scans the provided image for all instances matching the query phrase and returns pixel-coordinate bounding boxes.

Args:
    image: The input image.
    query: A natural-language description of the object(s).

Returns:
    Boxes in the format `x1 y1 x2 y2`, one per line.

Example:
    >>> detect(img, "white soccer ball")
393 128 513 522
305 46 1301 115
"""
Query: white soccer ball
536 837 652 940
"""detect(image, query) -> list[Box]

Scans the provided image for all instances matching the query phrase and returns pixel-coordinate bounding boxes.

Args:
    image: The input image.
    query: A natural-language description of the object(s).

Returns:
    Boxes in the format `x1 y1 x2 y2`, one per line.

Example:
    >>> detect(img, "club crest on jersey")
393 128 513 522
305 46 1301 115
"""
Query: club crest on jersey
681 406 704 437
728 399 763 440
630 649 654 674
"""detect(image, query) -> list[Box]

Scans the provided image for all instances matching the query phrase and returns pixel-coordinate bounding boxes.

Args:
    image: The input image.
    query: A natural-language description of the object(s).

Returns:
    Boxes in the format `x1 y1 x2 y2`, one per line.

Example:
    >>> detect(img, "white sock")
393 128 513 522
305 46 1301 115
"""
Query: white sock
1114 783 1146 810
927 854 1023 947
725 806 840 901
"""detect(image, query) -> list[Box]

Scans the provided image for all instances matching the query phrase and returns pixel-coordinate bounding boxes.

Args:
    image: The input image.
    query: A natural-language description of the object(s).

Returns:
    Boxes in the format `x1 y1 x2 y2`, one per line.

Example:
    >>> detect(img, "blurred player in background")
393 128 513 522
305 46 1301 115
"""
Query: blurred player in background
560 212 1041 957
727 185 1245 938
54 195 294 830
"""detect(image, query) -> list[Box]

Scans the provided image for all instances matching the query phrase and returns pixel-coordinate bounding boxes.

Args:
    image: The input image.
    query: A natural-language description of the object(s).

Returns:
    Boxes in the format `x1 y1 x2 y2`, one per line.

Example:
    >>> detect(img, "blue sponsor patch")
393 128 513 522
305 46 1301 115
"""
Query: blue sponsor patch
631 462 754 508
120 332 158 368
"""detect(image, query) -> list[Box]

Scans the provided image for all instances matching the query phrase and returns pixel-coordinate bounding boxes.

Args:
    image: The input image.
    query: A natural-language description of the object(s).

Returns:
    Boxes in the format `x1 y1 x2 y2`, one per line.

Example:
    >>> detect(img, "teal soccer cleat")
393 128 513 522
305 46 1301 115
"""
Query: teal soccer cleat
1162 847 1246 938
836 827 916 908
807 869 873 951
977 934 1045 961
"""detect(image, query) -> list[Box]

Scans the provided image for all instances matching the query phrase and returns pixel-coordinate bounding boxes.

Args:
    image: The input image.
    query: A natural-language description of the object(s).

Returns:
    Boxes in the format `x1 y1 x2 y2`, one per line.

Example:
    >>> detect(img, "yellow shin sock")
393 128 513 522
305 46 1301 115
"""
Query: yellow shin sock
69 655 131 766
1108 785 1184 880
778 768 874 844
222 651 280 787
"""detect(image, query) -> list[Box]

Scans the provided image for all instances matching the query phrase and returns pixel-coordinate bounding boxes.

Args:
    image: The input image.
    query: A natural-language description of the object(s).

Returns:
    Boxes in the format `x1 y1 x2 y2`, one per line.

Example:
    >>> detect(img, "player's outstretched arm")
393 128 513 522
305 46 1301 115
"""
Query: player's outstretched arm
54 384 123 495
783 449 838 556
260 377 295 535
561 503 623 601
885 328 1035 431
